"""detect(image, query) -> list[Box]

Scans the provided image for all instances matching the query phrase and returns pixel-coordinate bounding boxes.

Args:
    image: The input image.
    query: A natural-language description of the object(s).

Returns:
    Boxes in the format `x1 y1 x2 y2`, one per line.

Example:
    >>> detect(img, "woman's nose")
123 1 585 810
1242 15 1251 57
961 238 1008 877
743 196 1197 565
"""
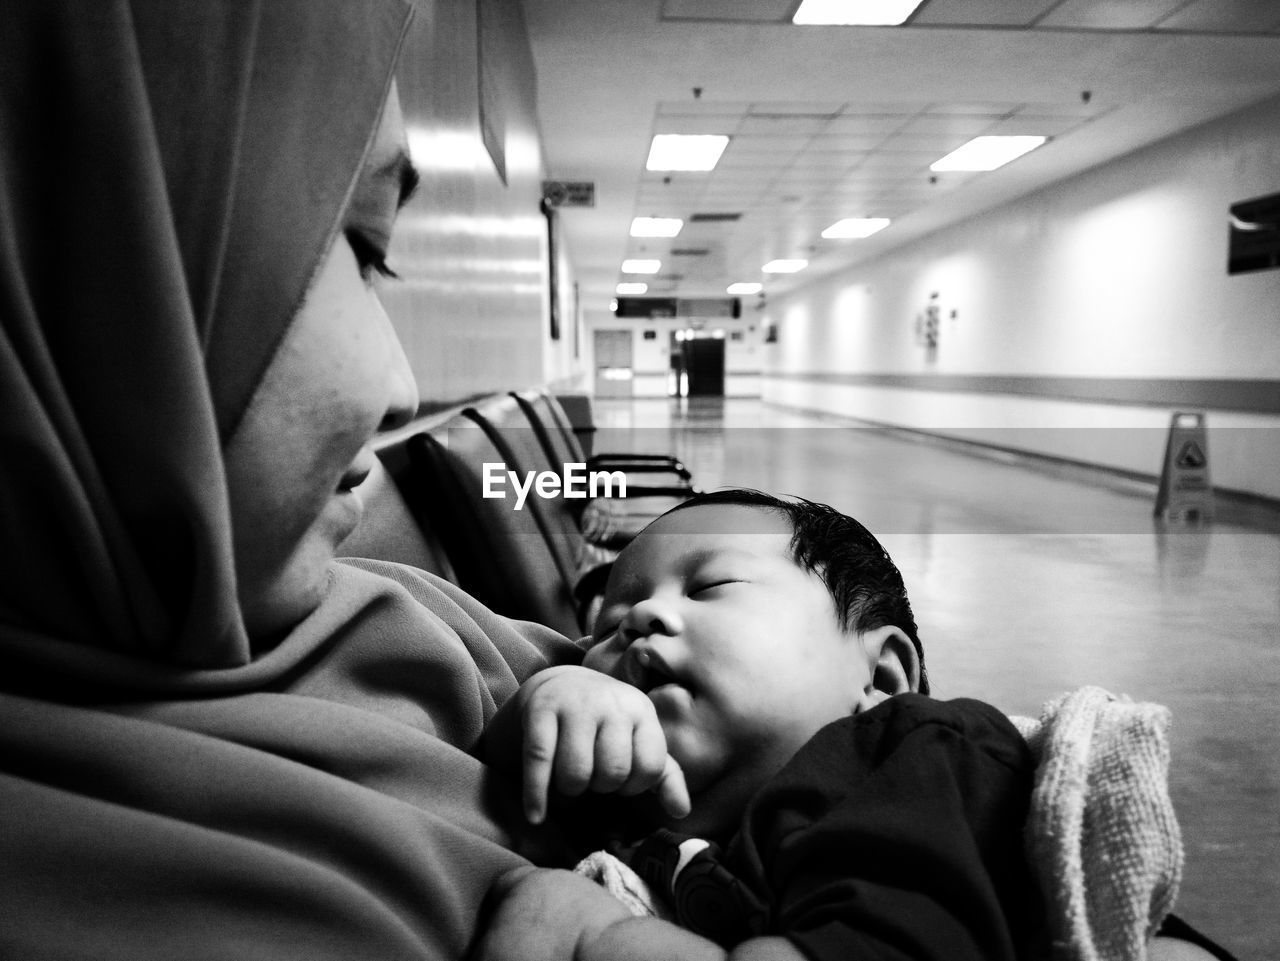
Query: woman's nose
620 596 680 644
379 311 419 431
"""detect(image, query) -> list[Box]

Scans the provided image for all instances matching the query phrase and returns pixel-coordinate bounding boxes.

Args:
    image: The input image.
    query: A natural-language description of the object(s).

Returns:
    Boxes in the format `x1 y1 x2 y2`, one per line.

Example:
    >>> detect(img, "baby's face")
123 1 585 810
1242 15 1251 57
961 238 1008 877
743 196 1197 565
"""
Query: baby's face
585 503 874 835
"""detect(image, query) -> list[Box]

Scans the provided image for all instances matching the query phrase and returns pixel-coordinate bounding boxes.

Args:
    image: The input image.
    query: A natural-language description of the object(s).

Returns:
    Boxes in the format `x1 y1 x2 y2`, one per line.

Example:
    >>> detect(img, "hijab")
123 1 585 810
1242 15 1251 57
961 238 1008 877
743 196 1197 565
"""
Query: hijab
0 3 580 957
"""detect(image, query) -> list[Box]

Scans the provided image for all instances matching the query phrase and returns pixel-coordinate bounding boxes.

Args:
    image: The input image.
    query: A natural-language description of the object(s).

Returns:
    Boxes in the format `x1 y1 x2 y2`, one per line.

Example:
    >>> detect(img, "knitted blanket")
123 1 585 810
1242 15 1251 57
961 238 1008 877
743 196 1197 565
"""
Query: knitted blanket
576 686 1182 961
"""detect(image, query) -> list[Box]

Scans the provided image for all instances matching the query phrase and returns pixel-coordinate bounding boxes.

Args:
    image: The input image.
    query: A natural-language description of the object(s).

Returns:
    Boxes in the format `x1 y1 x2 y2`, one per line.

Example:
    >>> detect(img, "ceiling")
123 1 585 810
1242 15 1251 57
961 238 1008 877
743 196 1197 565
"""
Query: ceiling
521 0 1280 314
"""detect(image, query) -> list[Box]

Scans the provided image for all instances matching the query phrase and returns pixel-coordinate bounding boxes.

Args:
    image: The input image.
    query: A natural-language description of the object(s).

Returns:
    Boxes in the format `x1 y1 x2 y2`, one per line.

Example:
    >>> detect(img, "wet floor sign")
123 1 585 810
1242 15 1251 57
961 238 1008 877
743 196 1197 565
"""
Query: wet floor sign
1154 411 1213 521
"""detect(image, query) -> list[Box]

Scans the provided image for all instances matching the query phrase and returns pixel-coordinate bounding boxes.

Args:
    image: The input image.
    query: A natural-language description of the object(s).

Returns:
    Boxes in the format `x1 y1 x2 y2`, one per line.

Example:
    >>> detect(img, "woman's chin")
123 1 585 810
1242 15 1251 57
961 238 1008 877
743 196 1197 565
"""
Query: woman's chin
239 531 345 643
325 487 365 543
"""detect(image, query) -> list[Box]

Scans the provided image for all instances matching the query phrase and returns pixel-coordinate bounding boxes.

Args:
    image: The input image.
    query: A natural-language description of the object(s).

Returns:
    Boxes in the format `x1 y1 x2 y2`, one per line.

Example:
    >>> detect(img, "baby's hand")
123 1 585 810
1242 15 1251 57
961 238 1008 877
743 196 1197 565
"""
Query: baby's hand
514 665 690 824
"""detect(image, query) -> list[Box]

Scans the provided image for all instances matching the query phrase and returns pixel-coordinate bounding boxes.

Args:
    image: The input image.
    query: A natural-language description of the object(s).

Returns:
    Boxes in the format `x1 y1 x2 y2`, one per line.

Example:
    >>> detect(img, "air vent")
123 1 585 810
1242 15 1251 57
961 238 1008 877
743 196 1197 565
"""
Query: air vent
689 212 742 223
672 248 710 257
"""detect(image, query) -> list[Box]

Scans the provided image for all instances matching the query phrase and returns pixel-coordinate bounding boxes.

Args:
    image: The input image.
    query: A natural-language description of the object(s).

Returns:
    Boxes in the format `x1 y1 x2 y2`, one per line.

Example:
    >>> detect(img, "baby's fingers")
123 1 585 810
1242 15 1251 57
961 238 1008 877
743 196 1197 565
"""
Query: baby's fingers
588 716 636 794
522 709 560 824
617 718 669 797
653 755 691 820
618 720 690 818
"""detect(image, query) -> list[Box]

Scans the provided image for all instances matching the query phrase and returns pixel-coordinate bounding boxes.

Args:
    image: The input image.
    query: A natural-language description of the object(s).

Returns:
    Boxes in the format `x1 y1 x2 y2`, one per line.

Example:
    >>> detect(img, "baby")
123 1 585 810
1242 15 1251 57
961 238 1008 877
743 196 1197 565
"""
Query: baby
478 488 1041 961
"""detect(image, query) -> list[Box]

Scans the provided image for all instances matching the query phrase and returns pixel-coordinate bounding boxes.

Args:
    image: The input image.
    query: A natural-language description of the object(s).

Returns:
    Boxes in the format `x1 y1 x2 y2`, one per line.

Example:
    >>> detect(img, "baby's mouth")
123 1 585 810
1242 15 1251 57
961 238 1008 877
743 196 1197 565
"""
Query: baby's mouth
624 646 681 695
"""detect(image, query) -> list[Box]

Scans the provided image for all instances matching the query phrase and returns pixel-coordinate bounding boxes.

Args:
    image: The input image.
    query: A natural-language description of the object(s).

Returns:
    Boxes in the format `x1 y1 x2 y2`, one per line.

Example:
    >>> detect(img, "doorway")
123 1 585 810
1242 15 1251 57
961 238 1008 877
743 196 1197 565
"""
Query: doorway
668 329 725 397
593 329 633 397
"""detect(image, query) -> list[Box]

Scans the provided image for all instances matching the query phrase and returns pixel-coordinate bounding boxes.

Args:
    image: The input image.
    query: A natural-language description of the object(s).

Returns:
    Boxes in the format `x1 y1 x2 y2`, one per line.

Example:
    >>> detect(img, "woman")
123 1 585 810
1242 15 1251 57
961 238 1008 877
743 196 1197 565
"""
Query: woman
1 2 578 957
0 3 1234 960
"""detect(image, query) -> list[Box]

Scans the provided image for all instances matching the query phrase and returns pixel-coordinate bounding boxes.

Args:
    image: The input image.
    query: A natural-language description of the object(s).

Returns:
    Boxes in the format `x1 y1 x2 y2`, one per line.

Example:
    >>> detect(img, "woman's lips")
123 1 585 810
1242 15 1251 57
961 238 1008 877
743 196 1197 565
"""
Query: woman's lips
336 451 377 493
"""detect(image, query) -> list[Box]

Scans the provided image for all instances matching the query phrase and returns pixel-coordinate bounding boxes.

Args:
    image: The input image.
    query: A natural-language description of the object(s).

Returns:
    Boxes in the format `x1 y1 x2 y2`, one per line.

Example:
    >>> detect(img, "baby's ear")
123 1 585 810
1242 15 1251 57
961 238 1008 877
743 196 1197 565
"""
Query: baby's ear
861 625 920 696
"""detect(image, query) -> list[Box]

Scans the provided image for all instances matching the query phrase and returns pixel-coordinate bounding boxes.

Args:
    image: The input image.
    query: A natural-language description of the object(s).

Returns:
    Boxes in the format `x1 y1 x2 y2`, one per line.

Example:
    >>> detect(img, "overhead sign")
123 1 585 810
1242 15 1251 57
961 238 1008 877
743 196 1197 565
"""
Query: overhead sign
613 297 741 319
541 180 595 207
1154 411 1214 522
615 297 677 318
677 297 741 319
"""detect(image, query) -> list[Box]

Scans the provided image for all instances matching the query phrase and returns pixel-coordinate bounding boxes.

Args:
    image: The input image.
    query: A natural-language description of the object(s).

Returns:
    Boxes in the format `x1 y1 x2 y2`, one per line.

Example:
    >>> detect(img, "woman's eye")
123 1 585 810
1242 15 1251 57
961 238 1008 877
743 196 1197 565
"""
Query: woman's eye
346 230 399 282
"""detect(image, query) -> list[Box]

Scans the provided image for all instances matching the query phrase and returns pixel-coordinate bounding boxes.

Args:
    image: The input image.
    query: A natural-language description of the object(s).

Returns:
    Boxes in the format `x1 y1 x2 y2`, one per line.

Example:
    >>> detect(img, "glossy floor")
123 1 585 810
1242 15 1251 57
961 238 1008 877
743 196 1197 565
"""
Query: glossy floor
593 397 1279 959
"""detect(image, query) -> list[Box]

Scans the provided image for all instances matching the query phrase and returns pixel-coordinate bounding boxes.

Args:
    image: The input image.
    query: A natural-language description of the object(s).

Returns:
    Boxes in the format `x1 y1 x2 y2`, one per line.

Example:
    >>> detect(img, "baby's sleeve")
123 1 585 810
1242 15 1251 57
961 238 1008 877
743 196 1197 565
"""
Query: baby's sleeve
730 695 1041 961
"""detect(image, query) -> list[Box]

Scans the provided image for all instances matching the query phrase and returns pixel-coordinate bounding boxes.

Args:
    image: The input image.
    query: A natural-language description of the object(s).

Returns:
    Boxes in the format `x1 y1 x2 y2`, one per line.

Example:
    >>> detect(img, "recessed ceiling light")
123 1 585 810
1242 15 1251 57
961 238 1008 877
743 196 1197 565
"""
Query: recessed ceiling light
621 259 662 274
762 259 808 273
630 217 684 238
727 282 763 295
930 135 1047 172
646 134 730 172
821 217 891 239
793 0 924 26
616 282 649 295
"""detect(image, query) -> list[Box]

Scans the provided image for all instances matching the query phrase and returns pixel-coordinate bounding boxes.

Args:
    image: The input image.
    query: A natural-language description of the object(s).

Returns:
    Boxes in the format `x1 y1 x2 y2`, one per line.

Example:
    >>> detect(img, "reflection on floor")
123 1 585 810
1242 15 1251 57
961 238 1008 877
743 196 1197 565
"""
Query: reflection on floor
593 397 1279 958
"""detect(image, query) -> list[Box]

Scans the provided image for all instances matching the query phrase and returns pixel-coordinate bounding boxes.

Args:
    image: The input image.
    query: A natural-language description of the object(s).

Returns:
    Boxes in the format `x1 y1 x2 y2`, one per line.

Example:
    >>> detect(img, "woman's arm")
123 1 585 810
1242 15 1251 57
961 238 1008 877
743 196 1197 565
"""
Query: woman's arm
1150 937 1229 961
581 919 803 961
475 867 805 961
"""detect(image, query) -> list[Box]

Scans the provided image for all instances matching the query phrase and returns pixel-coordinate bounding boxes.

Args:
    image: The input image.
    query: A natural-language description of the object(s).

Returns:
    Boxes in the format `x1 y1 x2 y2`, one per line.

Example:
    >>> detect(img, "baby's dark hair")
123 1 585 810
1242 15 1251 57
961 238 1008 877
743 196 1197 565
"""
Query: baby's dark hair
665 488 929 695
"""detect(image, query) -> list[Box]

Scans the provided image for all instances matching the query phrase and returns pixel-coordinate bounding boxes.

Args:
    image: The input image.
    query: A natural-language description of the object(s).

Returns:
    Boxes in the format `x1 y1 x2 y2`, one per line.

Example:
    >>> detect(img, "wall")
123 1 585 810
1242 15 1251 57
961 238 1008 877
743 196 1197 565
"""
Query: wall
586 316 766 398
762 92 1280 501
381 0 584 405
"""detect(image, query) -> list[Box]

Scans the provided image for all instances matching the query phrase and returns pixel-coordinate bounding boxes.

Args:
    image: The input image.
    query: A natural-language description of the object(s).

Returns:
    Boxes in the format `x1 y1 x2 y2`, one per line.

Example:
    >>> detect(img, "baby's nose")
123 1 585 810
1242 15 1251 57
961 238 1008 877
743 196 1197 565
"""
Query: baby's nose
621 598 679 643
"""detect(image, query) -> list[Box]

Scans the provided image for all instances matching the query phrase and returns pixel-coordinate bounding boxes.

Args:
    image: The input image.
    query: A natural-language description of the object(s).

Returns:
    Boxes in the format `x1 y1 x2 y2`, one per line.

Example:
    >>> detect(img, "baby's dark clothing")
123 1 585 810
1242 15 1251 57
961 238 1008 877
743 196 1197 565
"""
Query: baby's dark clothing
634 694 1042 961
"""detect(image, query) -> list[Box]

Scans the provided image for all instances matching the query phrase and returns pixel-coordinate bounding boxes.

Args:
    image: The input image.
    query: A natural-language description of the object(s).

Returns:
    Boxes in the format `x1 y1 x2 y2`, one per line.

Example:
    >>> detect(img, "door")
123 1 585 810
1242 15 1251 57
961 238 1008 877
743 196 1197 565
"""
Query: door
684 336 725 396
593 329 634 397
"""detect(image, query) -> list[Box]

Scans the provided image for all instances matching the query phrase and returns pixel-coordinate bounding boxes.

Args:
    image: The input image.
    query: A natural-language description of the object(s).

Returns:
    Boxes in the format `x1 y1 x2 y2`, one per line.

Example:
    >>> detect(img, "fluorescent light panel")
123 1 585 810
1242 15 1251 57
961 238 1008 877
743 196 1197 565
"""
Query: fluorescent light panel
646 134 730 172
616 282 648 295
621 259 661 274
931 135 1047 172
762 259 808 274
793 0 925 26
727 282 762 295
631 216 684 237
822 217 890 239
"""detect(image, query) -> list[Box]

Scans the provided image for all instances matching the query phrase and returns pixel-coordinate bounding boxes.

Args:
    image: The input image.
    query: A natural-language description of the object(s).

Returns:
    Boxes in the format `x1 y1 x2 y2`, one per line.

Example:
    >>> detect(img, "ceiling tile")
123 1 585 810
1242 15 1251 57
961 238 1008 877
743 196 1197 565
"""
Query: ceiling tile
787 153 863 170
711 170 783 185
1155 0 1280 34
657 101 754 116
735 115 835 136
653 115 740 134
660 0 793 22
1013 100 1104 118
1036 0 1190 30
912 0 1060 27
823 113 915 135
897 113 1005 136
988 114 1096 137
876 131 970 154
920 100 1025 115
748 101 846 116
805 133 890 151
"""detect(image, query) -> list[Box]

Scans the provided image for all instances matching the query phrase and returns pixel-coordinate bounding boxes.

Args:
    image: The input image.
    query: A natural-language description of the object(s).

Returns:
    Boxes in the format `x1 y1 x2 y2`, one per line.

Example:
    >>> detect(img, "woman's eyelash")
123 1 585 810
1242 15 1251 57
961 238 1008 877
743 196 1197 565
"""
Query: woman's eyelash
346 230 399 281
